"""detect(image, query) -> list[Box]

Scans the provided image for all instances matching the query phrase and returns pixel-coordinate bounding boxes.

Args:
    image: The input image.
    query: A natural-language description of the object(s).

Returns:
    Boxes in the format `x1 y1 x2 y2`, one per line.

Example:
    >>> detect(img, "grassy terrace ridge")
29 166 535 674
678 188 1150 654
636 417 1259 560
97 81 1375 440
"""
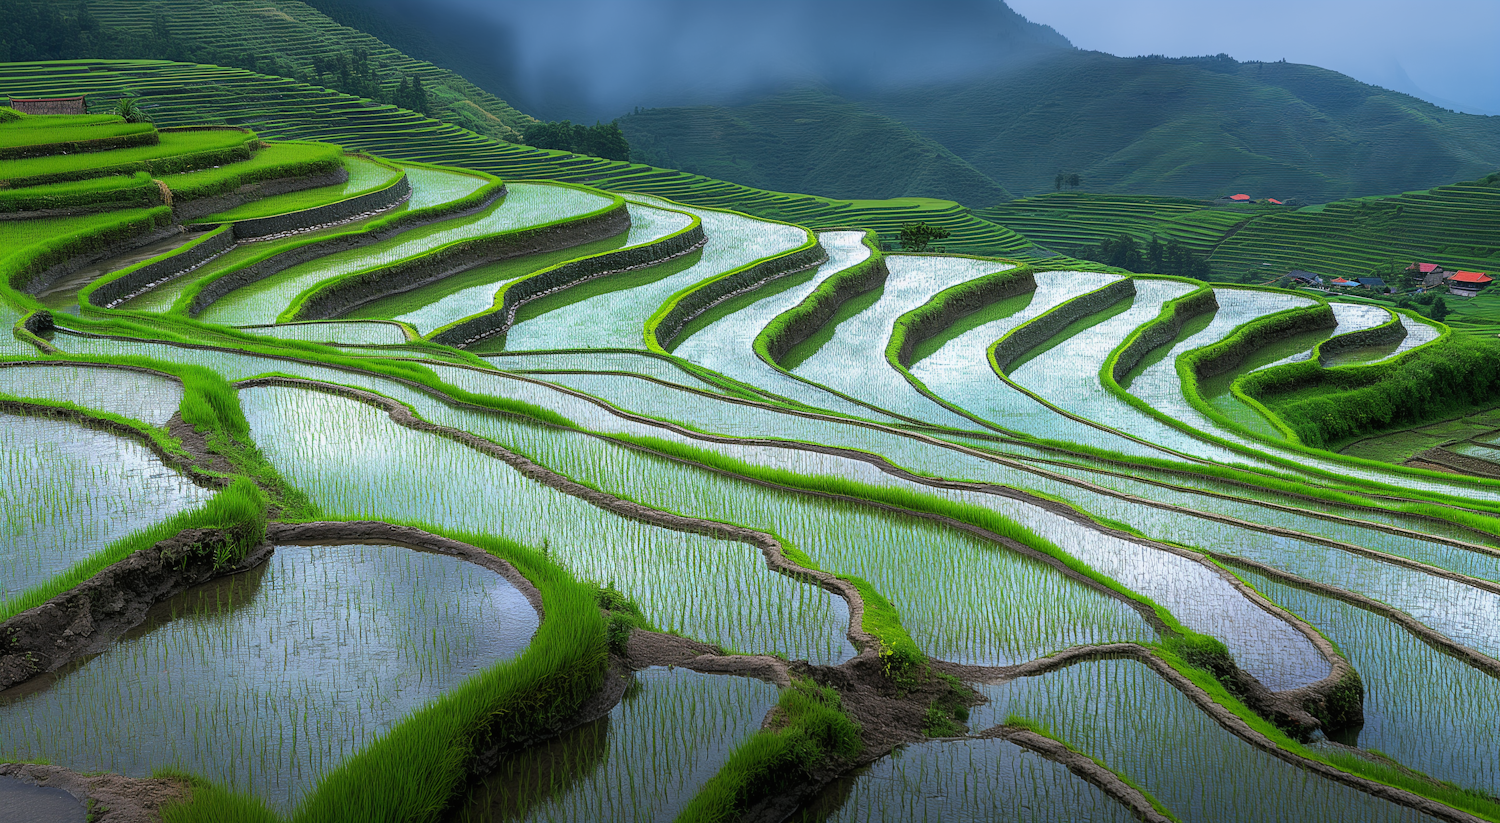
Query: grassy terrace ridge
202 153 402 221
978 191 1272 258
0 126 254 187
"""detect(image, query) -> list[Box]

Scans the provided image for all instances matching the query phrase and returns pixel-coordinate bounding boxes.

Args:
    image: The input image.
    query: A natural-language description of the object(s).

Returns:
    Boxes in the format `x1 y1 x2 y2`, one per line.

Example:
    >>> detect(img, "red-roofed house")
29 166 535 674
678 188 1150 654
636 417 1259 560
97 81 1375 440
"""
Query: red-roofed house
1229 194 1251 202
1330 277 1355 286
1267 198 1284 205
1447 271 1494 297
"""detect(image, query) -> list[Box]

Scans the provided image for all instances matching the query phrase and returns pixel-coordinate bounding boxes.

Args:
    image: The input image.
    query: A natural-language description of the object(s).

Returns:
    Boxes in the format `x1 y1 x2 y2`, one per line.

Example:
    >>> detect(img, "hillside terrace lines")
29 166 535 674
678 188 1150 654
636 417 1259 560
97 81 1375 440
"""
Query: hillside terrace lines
792 255 1009 431
496 196 812 352
196 182 618 326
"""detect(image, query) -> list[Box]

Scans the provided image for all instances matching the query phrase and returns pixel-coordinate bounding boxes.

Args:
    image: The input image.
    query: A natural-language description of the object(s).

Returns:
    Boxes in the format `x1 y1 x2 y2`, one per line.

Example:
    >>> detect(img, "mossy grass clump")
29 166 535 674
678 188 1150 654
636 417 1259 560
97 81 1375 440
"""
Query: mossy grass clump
676 678 862 823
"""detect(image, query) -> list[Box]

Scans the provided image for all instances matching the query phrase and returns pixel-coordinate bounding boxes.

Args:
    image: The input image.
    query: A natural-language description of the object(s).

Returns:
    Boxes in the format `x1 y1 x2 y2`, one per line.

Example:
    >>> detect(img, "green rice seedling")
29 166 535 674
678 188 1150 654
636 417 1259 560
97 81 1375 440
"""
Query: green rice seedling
501 196 808 352
432 366 1328 684
0 543 538 812
978 658 1451 823
0 412 216 600
199 182 614 326
1241 569 1500 796
454 667 779 823
789 738 1142 823
242 322 410 347
239 385 854 664
0 363 183 425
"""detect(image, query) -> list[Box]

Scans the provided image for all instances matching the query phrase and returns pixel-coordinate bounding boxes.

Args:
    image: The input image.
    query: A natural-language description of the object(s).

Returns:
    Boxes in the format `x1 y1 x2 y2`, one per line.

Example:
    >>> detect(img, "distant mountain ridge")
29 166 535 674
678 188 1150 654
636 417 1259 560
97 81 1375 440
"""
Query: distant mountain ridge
623 88 1012 207
299 0 1500 206
620 51 1500 206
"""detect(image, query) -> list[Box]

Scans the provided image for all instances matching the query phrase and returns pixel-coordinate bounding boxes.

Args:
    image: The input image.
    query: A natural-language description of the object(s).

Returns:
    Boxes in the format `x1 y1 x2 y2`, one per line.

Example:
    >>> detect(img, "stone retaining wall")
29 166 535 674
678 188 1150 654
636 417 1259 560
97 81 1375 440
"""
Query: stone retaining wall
173 166 349 222
190 171 411 236
86 226 236 309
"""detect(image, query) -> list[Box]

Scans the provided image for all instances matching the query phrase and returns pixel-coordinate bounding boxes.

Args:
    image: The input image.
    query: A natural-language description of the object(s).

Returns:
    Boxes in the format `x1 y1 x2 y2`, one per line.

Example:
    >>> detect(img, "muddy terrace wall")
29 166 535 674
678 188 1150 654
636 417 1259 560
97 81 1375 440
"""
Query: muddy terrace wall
758 251 889 364
432 220 707 348
186 184 505 317
991 277 1137 372
291 201 631 321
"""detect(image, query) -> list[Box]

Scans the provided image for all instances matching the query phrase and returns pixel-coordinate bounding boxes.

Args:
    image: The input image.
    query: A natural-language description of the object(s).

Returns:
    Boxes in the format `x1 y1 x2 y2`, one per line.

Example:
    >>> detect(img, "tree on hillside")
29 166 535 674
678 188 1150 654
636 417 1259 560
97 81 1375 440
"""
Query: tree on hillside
1431 297 1449 321
1054 173 1082 191
900 222 951 253
522 120 631 162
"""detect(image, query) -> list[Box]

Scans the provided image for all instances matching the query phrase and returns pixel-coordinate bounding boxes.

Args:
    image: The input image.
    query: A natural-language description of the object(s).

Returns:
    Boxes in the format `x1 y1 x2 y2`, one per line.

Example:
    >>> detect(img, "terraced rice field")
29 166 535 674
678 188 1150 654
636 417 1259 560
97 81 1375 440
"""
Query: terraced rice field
3 80 1500 823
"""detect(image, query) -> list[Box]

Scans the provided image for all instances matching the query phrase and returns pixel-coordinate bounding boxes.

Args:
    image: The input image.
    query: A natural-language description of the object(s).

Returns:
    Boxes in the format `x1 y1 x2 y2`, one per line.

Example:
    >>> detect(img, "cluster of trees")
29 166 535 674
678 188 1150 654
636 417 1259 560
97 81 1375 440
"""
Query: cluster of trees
521 120 631 162
1054 173 1083 191
899 222 951 253
1076 234 1212 279
307 49 428 114
0 1 157 63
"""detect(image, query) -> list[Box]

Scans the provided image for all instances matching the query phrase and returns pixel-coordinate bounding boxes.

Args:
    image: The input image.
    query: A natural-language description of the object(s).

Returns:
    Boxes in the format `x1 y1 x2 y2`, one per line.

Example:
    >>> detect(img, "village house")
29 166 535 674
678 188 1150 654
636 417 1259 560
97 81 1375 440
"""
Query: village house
1446 270 1494 298
8 96 86 115
1407 262 1448 289
1356 277 1389 292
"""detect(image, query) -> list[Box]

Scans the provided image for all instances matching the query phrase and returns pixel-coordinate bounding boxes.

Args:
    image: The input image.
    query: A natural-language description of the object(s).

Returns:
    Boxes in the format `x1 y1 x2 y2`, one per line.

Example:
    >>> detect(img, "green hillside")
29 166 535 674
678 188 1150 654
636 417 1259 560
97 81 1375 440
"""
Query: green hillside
978 192 1268 257
978 179 1500 287
622 88 1012 207
15 0 534 142
621 52 1500 206
0 60 1044 259
868 52 1500 202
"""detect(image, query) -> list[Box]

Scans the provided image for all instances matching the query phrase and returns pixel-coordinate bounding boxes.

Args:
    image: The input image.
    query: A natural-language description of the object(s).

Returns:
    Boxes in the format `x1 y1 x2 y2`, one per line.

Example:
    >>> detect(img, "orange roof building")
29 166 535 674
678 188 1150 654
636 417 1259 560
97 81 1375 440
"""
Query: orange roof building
1449 271 1494 284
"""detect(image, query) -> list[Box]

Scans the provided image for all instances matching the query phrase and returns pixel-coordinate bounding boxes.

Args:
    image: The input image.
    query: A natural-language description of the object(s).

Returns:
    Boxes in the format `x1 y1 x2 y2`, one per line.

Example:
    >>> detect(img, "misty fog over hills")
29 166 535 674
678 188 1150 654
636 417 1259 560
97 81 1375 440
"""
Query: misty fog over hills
299 0 1500 205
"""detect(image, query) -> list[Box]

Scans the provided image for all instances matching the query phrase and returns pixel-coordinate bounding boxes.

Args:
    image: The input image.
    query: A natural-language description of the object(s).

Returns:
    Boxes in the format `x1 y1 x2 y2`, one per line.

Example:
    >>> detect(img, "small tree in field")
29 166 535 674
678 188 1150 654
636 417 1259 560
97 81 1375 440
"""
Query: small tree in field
900 222 951 253
114 96 151 123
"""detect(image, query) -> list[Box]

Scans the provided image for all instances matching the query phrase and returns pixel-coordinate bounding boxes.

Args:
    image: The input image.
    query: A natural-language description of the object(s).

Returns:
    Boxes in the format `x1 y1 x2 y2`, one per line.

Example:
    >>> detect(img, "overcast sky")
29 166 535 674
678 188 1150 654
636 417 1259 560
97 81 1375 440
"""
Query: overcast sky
1007 0 1500 115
